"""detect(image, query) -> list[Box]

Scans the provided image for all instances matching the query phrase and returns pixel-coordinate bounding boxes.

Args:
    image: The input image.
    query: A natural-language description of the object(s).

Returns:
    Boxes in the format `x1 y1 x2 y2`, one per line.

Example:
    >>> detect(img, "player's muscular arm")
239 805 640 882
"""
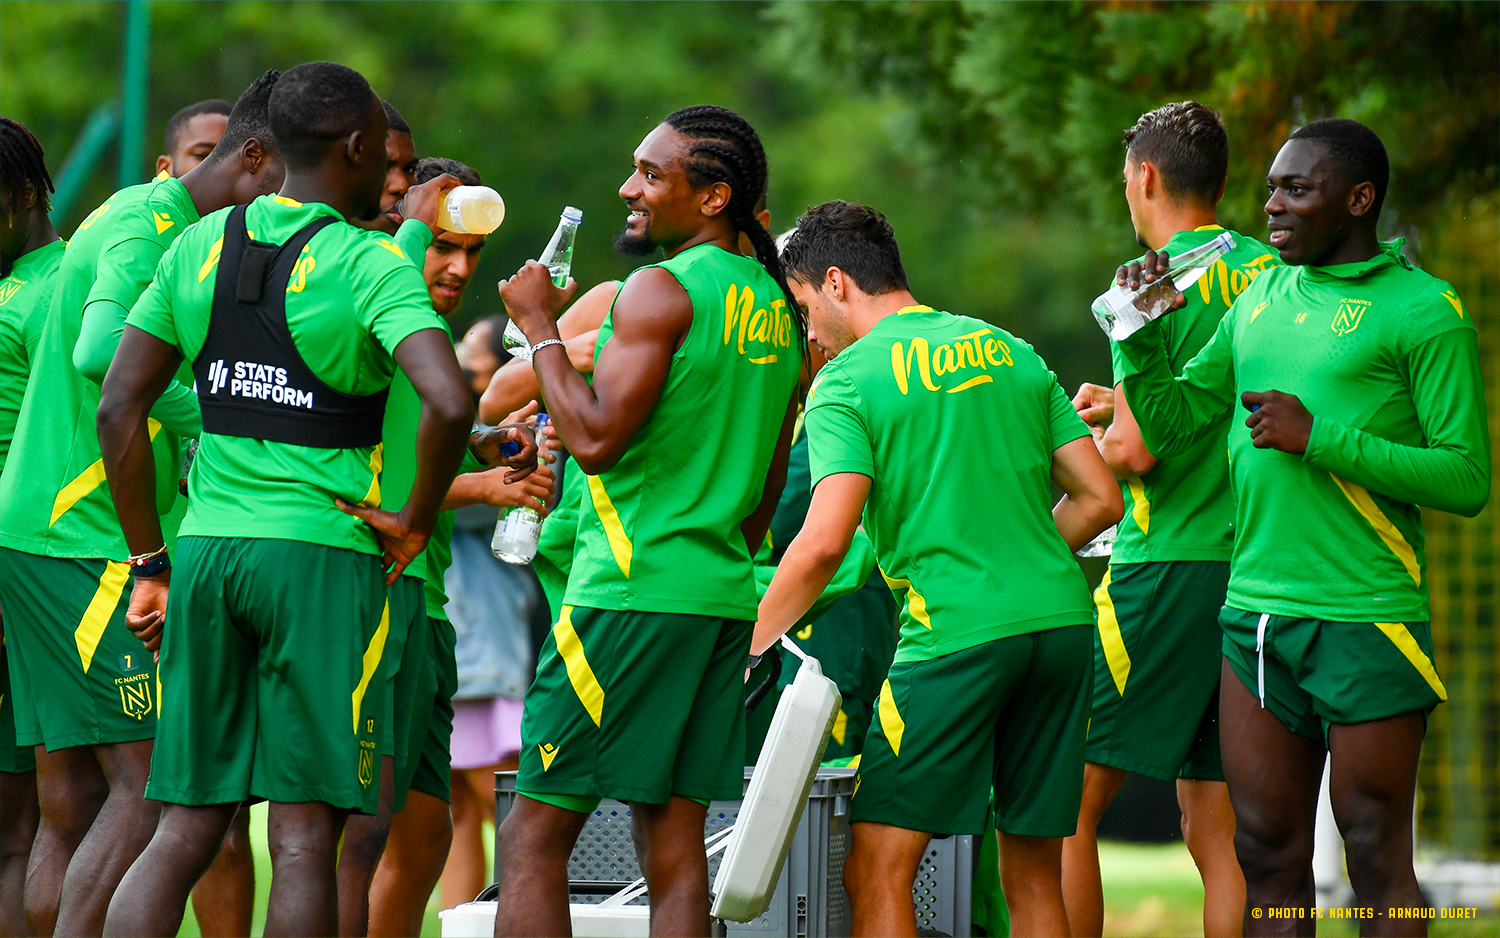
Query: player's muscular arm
741 393 799 554
752 472 871 656
1072 382 1156 478
97 326 186 651
76 299 203 437
1051 435 1125 552
501 262 689 474
478 280 617 424
1298 329 1491 516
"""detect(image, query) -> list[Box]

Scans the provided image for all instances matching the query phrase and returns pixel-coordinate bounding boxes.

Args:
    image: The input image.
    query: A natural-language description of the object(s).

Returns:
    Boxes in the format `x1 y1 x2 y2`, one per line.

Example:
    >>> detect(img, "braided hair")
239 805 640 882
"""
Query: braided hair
662 105 802 335
1 116 54 213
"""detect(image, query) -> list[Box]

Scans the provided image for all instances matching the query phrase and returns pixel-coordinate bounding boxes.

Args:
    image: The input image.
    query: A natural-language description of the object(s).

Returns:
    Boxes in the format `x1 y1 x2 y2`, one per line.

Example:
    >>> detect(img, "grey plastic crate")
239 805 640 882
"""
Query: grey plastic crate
494 769 971 936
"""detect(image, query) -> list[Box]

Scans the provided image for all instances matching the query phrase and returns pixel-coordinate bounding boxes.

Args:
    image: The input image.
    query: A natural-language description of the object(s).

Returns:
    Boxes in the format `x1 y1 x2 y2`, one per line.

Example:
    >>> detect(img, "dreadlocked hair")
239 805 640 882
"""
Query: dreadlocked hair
662 105 802 337
1 117 54 213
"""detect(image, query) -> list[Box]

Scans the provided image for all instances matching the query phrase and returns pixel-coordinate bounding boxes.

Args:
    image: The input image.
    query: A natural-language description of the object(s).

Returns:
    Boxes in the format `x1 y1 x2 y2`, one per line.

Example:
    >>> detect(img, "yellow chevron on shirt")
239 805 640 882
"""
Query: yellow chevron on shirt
1126 478 1150 537
878 566 931 629
1330 475 1421 586
51 420 162 526
587 475 633 578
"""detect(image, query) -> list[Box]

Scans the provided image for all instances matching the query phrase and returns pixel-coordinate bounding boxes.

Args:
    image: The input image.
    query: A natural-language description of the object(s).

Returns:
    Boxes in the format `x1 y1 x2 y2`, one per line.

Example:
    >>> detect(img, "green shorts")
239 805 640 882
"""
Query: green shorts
0 547 157 751
517 605 750 810
852 625 1094 837
1220 607 1446 741
1 635 37 774
391 611 456 811
380 577 426 763
1087 562 1228 782
146 537 387 812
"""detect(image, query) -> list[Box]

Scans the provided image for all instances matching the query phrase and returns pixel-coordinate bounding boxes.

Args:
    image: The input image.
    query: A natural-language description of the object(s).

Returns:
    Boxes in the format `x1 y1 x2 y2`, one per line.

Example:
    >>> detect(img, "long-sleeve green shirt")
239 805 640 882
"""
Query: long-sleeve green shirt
1118 241 1489 623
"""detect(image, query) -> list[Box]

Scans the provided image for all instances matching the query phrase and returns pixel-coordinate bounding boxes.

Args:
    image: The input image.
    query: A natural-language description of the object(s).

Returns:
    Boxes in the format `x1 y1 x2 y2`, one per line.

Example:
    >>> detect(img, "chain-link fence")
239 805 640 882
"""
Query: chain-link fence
1417 193 1499 860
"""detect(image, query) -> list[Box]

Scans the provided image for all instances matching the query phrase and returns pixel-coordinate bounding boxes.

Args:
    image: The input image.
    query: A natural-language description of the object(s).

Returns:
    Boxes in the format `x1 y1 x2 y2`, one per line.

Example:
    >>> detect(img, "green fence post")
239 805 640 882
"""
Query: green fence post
118 0 152 188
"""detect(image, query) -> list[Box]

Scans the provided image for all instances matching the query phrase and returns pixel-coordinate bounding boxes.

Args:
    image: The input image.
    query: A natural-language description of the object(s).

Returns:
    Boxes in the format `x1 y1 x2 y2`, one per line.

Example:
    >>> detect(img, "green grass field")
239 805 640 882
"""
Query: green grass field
175 806 1497 937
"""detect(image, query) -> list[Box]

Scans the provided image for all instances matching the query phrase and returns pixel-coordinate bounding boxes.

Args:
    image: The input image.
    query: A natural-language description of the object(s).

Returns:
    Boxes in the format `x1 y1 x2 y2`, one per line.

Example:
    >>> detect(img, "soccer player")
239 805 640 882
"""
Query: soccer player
0 73 283 937
753 200 1122 938
155 99 231 178
93 61 529 937
339 156 555 938
492 104 801 937
1114 119 1489 935
0 116 62 938
1061 101 1271 938
357 100 419 236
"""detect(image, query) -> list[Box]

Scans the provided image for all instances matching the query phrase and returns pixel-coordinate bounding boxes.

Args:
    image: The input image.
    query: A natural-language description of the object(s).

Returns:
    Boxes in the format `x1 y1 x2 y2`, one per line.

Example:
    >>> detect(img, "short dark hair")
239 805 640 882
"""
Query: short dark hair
206 70 280 163
269 62 378 169
782 200 909 296
1123 101 1228 205
1 117 54 212
1289 118 1390 218
415 157 480 187
381 99 411 136
163 99 231 154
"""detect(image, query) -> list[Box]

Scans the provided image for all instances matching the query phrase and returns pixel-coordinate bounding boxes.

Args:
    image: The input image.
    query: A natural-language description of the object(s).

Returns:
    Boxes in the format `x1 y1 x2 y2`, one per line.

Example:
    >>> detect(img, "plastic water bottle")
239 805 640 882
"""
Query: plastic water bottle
1089 231 1236 340
491 414 549 564
503 207 583 362
1076 523 1116 558
436 186 506 234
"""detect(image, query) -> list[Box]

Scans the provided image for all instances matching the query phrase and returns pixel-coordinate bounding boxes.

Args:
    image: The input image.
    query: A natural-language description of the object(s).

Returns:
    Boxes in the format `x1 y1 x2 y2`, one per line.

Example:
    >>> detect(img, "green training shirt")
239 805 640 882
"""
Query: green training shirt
0 179 196 560
0 239 64 477
565 244 802 618
126 194 445 555
805 306 1095 663
382 219 485 618
1108 226 1278 563
1118 240 1490 622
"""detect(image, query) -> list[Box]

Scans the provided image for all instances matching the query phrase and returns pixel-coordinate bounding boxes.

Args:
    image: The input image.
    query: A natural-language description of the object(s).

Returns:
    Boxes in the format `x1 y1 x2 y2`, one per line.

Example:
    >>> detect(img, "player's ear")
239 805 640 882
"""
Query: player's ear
345 128 366 167
1347 180 1376 219
240 138 265 174
826 267 846 302
155 154 172 177
700 181 732 218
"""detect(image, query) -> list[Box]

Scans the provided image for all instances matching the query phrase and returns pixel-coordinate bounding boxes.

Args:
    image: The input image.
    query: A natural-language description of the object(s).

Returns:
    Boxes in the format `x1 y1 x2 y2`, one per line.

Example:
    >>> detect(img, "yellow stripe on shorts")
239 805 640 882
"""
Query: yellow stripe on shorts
554 606 605 727
1094 567 1131 696
877 679 905 757
350 600 390 733
51 420 162 526
831 707 847 747
586 476 633 578
75 561 131 673
1374 622 1448 701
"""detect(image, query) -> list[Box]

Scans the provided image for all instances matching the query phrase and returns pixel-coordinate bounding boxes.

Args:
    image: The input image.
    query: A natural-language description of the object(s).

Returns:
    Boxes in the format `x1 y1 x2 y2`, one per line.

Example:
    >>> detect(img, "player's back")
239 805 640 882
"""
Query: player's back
806 306 1094 662
565 244 802 620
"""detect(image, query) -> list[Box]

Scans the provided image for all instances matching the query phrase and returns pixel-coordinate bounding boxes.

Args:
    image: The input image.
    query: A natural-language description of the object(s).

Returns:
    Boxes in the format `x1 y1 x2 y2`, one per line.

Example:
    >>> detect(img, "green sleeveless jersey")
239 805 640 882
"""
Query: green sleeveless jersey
564 244 801 619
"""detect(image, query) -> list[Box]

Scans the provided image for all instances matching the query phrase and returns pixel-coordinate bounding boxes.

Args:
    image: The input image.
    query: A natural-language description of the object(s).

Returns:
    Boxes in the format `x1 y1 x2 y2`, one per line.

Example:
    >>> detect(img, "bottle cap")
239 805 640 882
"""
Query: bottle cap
562 206 583 223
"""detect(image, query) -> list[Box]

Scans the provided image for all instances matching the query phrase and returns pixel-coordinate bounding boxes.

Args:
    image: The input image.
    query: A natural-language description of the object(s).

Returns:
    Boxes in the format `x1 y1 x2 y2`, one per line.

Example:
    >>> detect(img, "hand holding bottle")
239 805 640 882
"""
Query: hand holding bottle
1091 233 1236 340
397 173 464 235
498 261 578 345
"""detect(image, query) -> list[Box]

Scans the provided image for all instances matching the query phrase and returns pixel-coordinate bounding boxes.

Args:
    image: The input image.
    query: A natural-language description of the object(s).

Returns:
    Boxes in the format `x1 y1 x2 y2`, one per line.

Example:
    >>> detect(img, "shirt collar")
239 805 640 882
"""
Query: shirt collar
1302 238 1408 282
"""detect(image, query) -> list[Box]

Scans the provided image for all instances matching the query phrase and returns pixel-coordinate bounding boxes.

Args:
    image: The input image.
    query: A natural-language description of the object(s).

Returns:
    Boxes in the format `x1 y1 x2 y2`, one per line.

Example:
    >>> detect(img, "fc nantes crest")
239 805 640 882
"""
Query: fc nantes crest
358 740 377 788
1332 298 1370 336
116 672 154 720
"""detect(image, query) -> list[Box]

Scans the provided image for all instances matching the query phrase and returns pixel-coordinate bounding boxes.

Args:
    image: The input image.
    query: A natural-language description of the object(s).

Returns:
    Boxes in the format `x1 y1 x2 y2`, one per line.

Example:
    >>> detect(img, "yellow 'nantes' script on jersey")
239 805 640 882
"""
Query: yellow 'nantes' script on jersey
891 316 1014 395
723 283 795 363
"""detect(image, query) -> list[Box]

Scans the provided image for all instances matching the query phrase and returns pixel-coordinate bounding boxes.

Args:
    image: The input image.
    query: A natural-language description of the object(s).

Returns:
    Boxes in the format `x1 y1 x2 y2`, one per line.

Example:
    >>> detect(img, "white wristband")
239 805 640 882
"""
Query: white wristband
530 338 566 359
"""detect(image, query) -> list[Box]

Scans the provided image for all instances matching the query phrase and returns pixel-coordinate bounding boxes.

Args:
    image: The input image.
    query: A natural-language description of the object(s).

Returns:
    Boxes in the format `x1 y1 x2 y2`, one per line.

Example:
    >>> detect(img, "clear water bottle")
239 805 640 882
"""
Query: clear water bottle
1089 231 1236 340
503 206 583 362
491 413 549 564
1076 523 1116 558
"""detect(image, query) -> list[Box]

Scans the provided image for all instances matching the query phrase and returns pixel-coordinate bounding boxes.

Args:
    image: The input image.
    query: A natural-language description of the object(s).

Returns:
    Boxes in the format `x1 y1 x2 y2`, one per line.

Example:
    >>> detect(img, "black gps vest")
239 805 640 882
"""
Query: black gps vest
193 203 389 448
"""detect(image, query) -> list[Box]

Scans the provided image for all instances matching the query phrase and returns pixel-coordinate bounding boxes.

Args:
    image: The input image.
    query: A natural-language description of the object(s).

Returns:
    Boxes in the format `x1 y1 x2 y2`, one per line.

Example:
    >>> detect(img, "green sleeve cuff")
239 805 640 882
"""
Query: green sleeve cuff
1113 318 1168 378
394 218 434 269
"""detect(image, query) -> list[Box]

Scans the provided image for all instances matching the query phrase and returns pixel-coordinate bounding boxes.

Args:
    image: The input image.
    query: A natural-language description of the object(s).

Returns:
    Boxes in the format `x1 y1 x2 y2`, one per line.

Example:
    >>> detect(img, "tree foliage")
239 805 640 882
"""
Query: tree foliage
773 1 1499 242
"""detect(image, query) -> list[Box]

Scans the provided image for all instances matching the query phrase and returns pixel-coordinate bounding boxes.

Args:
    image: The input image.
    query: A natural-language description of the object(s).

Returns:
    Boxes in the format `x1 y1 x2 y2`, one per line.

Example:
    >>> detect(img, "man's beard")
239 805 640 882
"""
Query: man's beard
614 225 657 257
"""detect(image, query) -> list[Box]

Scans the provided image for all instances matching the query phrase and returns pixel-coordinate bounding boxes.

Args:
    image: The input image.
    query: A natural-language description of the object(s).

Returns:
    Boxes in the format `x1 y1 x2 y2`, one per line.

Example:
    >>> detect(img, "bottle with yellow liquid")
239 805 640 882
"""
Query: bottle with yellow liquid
401 185 506 235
